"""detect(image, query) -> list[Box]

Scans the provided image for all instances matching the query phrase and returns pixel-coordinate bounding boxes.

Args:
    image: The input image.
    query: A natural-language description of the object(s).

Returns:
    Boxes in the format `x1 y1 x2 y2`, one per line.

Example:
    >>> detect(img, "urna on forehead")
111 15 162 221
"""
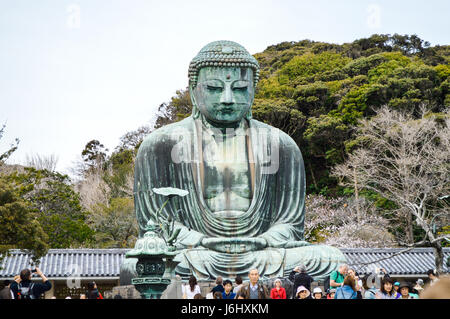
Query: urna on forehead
188 40 260 87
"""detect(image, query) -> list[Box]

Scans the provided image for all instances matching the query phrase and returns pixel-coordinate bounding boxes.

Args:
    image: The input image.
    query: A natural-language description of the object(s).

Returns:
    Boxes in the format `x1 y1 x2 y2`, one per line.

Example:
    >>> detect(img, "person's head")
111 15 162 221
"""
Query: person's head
236 290 246 299
3 280 11 287
362 274 375 290
65 296 72 299
416 278 424 287
20 269 32 282
215 276 223 286
235 276 243 286
427 269 438 280
313 287 323 299
189 41 259 127
87 282 97 291
293 266 300 273
380 277 395 295
348 268 356 277
223 280 233 293
274 278 282 288
393 282 400 291
298 264 306 273
248 269 259 284
343 275 356 291
399 283 410 297
79 294 86 299
51 296 56 299
296 286 310 299
189 275 198 291
213 291 223 299
328 289 336 299
339 264 349 276
193 293 205 299
113 294 122 299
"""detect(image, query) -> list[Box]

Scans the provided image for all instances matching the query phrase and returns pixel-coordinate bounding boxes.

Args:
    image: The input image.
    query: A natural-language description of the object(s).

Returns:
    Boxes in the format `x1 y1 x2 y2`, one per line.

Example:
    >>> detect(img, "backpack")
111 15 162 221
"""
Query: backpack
336 287 357 299
323 275 331 292
18 283 35 300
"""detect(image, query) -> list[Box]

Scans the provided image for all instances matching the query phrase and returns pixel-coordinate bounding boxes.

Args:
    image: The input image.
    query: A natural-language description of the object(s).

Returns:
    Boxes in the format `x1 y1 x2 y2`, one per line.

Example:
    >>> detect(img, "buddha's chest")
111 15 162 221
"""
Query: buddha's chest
201 133 252 212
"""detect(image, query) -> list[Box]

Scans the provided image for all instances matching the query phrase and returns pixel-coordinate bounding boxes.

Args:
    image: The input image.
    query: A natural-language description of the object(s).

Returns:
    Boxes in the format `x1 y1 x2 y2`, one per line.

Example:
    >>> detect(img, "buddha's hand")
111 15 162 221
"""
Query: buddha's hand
201 237 267 253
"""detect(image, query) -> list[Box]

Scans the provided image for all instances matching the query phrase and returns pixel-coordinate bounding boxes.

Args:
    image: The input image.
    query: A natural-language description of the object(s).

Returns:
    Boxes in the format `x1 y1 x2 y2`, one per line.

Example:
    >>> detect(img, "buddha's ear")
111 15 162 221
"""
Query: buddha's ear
189 84 201 119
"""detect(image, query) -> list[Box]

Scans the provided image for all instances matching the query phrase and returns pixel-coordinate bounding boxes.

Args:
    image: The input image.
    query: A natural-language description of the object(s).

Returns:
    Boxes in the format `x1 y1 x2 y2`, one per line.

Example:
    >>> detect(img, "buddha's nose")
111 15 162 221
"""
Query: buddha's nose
220 85 235 105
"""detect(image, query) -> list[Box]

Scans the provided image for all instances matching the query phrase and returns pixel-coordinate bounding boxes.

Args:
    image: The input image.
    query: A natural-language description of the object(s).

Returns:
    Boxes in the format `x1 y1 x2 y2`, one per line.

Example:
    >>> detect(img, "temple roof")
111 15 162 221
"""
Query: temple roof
0 248 448 279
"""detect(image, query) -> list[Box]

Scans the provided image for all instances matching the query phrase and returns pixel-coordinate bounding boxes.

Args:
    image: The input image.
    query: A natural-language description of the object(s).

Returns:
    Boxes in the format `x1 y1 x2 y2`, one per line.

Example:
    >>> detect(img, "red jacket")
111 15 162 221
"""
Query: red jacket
270 287 286 299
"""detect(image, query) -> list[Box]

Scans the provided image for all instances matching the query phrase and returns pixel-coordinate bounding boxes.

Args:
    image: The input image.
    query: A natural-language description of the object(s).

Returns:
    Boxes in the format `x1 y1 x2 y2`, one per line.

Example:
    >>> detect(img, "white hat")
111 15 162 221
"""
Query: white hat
296 286 310 298
313 287 323 294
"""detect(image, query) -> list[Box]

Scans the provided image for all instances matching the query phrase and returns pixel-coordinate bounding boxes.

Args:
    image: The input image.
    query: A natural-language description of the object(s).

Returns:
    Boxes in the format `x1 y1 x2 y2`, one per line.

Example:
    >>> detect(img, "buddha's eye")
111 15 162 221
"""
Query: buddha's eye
232 81 248 91
206 85 223 92
204 80 223 92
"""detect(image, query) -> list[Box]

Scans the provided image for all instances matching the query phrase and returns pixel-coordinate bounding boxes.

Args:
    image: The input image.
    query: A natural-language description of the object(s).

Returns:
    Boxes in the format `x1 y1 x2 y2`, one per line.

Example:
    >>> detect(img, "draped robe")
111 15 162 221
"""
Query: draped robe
132 115 345 280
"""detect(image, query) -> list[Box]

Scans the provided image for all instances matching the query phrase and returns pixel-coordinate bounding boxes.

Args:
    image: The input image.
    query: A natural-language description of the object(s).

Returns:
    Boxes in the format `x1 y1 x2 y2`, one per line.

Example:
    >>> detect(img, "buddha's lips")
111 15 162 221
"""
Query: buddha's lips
218 107 234 113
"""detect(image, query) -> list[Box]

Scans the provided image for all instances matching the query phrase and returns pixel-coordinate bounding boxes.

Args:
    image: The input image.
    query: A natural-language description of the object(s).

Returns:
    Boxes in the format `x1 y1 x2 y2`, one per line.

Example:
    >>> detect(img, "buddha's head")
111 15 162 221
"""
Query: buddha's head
188 41 260 126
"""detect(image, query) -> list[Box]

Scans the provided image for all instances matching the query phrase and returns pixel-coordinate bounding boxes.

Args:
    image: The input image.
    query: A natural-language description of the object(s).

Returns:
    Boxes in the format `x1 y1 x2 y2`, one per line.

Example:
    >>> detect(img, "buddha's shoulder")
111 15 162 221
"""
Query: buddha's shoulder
139 116 194 149
249 119 298 147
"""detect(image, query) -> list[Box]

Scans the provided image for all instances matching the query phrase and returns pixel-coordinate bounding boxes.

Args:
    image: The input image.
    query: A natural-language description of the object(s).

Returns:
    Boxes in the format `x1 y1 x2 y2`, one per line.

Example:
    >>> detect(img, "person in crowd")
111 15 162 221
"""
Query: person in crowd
326 289 336 299
10 268 52 299
233 276 244 294
330 264 348 290
0 280 14 299
270 278 286 299
213 291 223 299
239 269 270 299
211 276 224 294
427 269 439 286
295 286 310 299
413 278 425 294
375 277 400 299
193 293 205 299
86 282 103 299
222 280 236 299
292 264 314 299
288 266 300 283
183 275 201 299
312 287 325 299
347 268 363 299
398 282 415 299
362 274 377 299
420 276 450 299
334 275 358 299
113 294 122 299
393 281 400 294
236 289 247 299
79 294 86 299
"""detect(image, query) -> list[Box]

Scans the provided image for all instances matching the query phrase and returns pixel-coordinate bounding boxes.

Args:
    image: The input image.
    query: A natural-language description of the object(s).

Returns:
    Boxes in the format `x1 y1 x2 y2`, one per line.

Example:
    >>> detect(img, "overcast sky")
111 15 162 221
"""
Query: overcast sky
1 0 449 176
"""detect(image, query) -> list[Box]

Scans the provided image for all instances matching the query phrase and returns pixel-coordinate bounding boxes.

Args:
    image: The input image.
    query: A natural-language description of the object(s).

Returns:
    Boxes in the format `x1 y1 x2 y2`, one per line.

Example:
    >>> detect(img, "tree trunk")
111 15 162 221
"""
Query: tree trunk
406 211 414 244
353 166 360 224
431 241 444 275
309 163 318 190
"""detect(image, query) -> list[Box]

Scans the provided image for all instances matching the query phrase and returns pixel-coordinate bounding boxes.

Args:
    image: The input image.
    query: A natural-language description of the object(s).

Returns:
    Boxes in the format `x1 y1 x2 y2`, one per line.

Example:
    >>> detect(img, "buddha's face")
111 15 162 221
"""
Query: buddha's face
192 66 254 126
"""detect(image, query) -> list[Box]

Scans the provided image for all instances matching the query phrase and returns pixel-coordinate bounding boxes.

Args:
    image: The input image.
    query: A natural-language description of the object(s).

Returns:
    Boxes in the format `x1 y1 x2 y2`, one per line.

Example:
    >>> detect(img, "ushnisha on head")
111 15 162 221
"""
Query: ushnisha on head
188 41 260 125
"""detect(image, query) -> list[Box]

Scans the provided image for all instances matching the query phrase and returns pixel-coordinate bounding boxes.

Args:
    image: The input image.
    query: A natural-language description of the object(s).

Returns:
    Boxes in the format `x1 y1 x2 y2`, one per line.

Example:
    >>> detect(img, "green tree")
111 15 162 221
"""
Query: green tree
0 177 48 264
5 167 94 248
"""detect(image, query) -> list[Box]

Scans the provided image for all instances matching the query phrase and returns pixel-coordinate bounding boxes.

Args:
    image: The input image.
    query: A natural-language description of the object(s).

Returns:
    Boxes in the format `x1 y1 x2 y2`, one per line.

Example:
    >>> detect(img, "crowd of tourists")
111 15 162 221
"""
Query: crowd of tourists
0 268 104 299
181 265 449 299
0 265 447 299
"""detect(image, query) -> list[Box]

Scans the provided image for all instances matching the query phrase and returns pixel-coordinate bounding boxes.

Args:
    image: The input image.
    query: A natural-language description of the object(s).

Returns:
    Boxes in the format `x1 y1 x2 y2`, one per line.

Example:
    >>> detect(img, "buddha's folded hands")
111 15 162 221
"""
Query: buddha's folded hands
201 237 267 253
